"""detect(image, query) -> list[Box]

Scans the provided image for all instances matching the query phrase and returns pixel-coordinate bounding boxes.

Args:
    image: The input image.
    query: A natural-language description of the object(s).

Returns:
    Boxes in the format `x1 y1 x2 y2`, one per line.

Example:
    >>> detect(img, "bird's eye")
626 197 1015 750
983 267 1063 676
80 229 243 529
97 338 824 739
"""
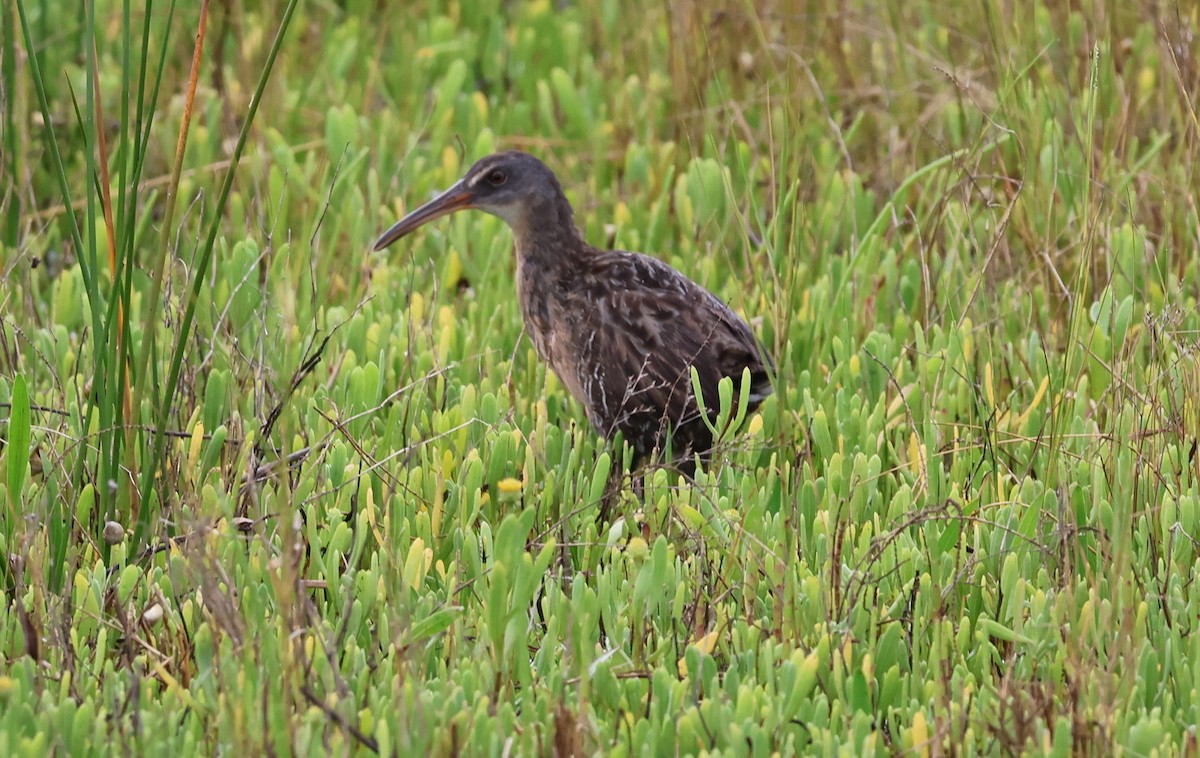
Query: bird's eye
486 170 507 186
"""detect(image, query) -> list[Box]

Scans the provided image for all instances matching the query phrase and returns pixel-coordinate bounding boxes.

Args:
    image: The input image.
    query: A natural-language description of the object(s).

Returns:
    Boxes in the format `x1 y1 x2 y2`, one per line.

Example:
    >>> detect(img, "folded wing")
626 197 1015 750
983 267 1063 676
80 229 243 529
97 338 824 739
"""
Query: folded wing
561 252 773 464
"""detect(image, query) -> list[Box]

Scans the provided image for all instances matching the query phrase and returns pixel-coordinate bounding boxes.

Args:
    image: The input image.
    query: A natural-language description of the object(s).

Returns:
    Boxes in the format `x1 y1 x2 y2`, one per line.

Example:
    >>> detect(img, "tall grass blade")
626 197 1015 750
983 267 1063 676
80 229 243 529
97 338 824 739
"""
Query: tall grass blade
5 375 30 511
1 5 18 247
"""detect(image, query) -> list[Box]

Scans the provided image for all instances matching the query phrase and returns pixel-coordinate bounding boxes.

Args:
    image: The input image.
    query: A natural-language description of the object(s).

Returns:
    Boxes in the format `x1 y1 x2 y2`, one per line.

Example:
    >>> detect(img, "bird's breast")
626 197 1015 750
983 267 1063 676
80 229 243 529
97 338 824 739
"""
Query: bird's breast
514 255 601 424
515 261 555 358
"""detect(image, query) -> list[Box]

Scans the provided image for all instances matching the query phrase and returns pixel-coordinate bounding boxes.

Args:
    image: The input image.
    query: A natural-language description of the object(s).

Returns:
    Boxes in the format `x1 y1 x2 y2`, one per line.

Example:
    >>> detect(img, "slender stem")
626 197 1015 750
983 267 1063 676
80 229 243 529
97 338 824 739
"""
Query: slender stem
130 0 209 443
138 0 301 539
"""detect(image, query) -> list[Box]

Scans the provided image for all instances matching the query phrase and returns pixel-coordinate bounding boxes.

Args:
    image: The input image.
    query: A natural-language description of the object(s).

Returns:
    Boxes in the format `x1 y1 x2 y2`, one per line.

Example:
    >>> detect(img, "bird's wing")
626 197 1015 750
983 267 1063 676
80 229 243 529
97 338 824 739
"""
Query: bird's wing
564 252 772 456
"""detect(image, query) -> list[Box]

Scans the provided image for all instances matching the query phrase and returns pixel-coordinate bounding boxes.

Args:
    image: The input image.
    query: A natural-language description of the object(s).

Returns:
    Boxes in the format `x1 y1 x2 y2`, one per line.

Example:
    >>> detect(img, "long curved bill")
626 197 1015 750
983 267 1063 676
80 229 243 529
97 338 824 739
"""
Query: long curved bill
373 179 473 251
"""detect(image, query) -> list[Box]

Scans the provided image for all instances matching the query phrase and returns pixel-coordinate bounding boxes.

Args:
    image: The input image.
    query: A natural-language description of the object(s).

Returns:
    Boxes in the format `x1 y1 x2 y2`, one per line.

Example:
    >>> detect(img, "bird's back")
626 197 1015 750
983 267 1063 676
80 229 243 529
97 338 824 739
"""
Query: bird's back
540 248 772 466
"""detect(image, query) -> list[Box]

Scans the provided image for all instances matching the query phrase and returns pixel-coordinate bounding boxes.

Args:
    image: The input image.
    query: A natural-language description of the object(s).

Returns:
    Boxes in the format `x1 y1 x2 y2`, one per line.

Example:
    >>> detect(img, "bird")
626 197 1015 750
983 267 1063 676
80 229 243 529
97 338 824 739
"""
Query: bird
373 151 773 492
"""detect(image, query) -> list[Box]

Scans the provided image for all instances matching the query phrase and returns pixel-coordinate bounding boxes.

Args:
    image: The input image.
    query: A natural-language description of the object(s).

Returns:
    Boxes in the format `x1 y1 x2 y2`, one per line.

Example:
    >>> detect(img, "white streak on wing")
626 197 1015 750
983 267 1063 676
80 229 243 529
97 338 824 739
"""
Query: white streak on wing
586 330 610 421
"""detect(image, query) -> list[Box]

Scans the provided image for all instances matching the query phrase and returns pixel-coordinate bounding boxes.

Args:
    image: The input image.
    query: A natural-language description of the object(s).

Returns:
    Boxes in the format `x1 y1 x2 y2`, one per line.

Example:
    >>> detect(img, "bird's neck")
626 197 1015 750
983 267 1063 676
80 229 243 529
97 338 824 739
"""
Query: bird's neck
509 195 585 268
511 196 588 362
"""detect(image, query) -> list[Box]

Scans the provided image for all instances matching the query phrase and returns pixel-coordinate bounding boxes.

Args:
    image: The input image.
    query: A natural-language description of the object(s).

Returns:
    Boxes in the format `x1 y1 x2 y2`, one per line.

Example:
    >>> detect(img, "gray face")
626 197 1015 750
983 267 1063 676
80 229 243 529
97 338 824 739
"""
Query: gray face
459 152 560 225
373 151 564 250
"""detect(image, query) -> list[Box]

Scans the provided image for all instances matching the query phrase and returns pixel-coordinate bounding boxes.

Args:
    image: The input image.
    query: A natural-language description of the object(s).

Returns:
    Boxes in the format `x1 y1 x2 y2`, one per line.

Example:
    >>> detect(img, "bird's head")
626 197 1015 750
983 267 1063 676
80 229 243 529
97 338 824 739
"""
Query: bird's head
373 151 567 251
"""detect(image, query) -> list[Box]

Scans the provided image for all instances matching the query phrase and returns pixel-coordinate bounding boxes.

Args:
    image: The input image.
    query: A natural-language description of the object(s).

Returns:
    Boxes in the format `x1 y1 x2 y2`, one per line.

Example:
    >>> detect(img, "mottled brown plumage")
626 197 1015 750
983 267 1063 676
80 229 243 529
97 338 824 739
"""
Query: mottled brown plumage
374 151 772 477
